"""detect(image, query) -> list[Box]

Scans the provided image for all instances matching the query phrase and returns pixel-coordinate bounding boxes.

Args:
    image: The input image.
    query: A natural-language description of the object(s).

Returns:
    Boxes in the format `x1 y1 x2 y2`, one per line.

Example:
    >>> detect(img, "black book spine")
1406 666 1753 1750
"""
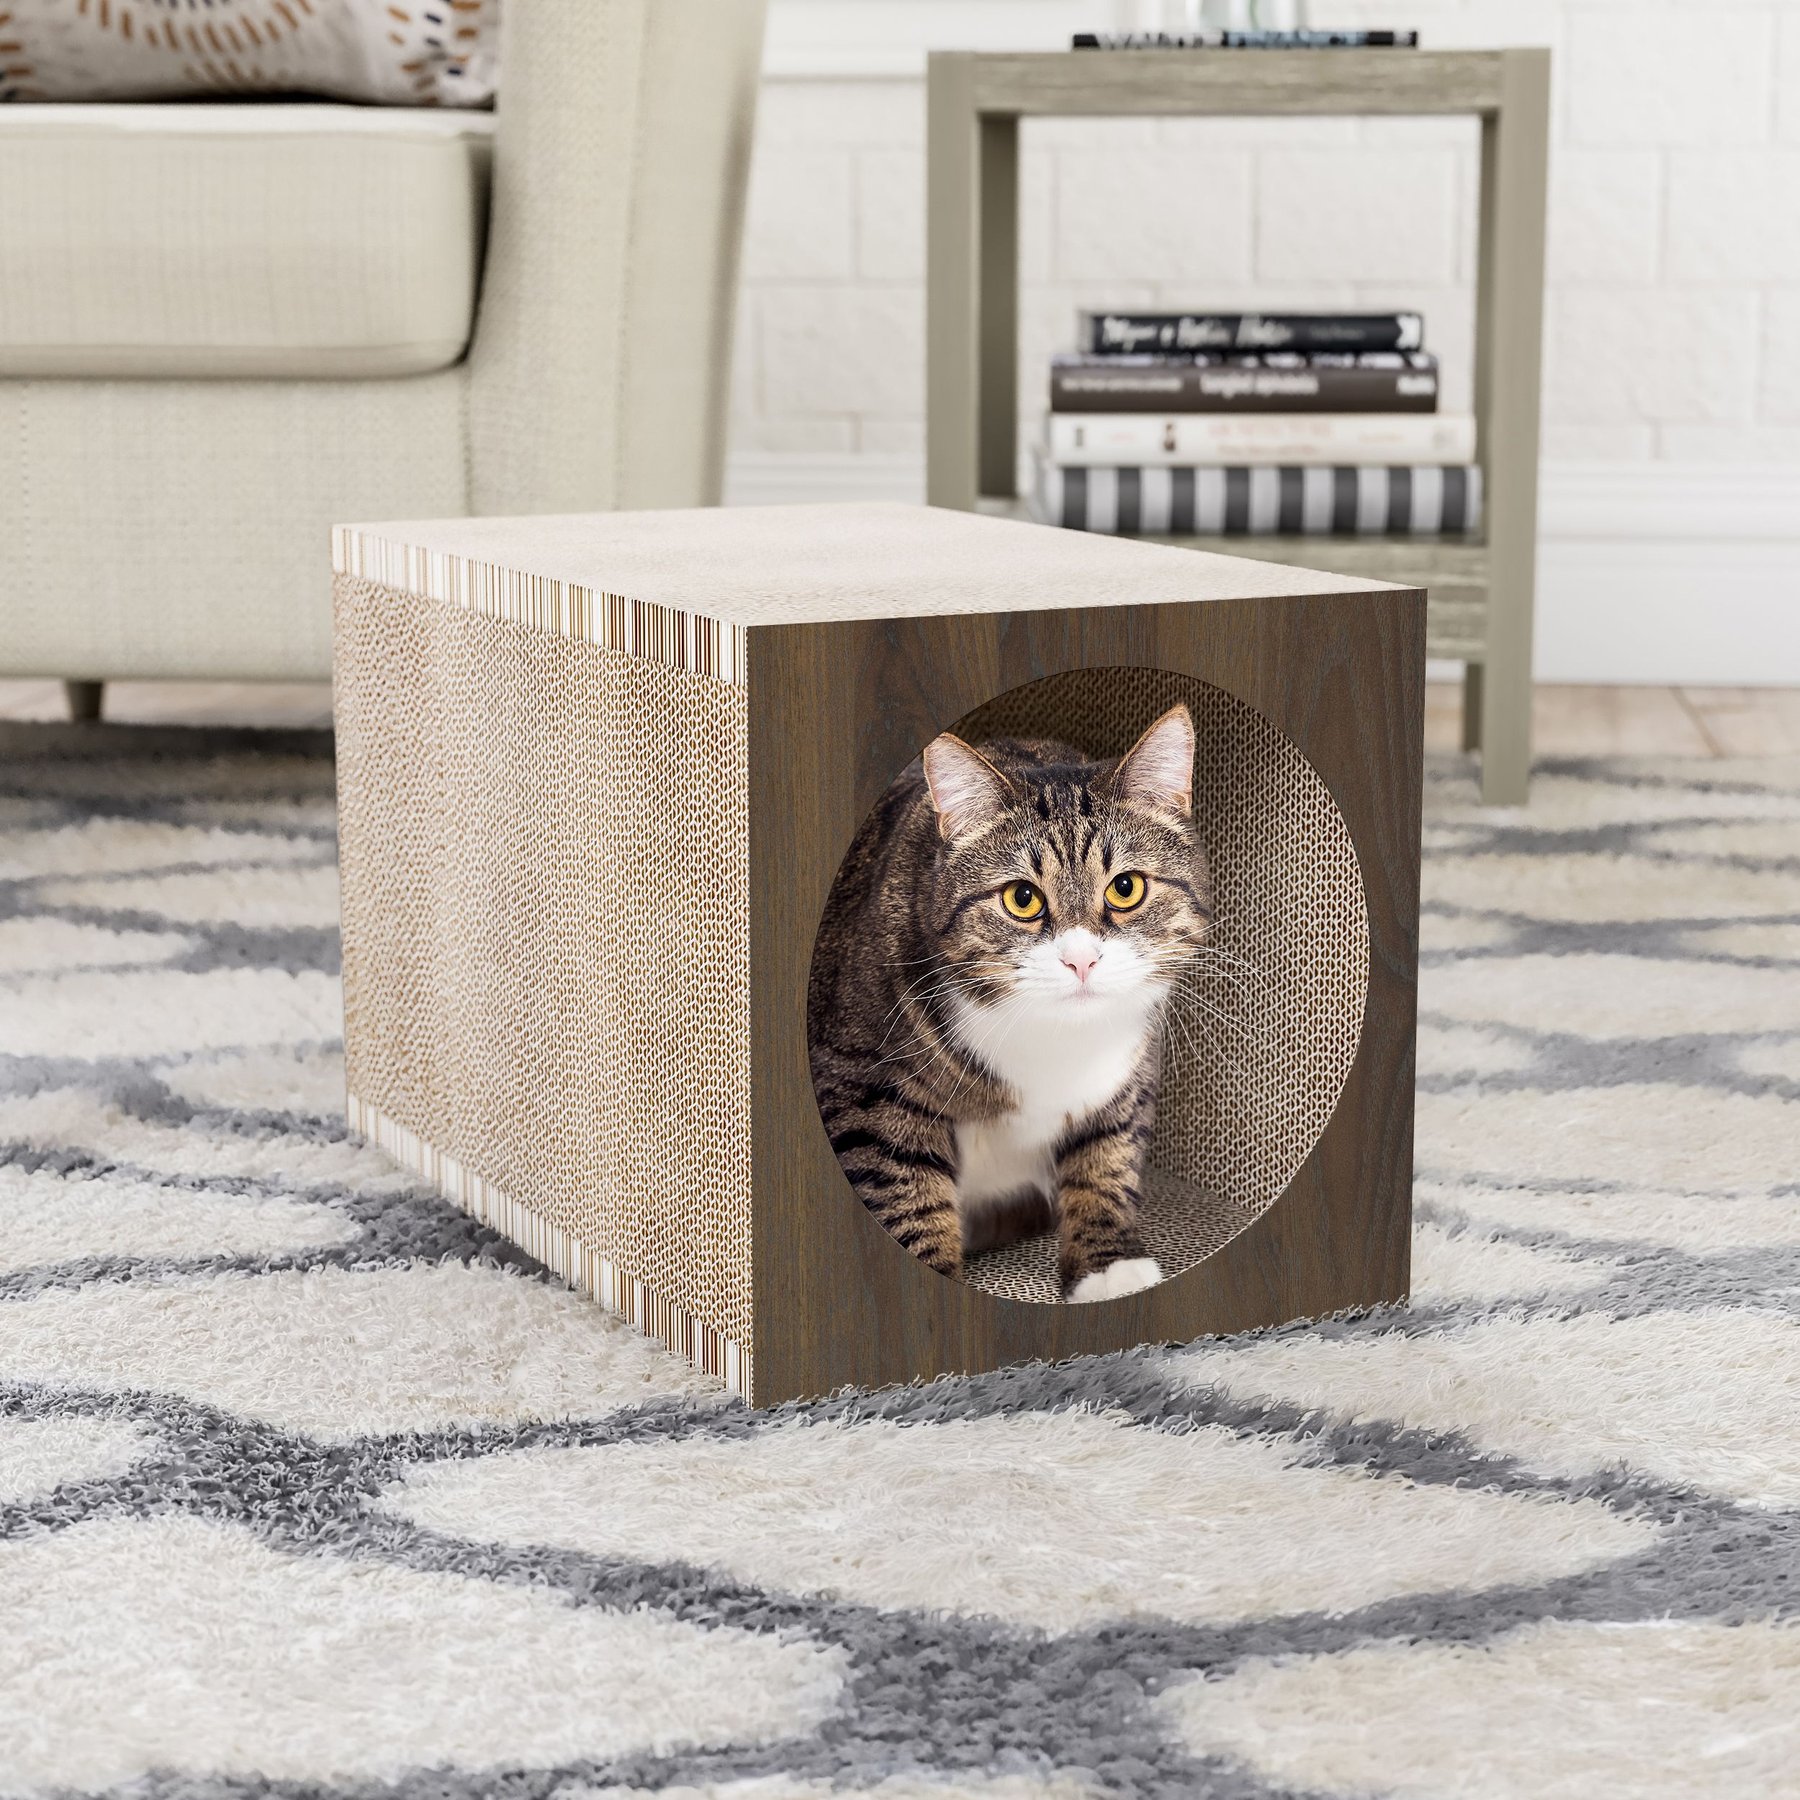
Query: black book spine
1050 356 1438 414
1082 311 1425 355
1072 30 1419 49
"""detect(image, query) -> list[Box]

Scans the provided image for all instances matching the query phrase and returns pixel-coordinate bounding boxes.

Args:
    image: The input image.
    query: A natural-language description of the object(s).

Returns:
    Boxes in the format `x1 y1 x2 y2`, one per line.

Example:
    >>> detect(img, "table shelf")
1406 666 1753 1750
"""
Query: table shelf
927 47 1550 801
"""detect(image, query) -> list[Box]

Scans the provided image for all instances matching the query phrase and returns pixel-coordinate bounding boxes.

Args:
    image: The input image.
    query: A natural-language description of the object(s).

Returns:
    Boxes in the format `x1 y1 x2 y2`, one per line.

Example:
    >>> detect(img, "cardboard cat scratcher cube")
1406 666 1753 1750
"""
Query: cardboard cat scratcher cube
332 503 1423 1405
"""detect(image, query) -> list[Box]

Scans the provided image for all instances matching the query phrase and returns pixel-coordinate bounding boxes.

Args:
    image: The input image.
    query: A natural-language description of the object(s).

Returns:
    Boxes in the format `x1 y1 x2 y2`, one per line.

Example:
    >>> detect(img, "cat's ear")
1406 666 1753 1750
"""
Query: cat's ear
922 733 1014 841
1112 704 1195 817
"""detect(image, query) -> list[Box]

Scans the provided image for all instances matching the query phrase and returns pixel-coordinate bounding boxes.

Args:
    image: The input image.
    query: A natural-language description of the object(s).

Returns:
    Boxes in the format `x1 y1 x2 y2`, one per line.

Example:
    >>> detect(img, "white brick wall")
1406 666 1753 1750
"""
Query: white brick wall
732 0 1800 470
1564 7 1775 147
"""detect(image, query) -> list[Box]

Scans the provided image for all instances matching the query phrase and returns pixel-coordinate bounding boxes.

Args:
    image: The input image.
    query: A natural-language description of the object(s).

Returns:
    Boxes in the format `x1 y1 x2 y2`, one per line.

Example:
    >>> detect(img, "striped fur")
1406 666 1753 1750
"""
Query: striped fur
807 707 1213 1297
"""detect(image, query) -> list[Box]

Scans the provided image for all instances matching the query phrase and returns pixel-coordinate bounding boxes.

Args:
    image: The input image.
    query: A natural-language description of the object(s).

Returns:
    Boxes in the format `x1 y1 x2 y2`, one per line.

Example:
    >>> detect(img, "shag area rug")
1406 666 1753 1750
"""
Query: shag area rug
2 722 1798 1800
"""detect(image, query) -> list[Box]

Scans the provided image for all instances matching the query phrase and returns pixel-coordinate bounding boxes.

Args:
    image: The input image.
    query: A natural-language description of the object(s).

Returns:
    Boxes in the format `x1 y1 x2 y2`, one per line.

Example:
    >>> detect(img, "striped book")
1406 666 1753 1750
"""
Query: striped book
1034 461 1483 538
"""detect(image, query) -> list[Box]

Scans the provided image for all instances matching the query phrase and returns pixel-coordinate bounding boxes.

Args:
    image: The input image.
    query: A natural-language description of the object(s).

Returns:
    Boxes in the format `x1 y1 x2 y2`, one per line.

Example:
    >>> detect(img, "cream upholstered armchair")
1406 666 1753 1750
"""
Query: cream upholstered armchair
0 0 765 716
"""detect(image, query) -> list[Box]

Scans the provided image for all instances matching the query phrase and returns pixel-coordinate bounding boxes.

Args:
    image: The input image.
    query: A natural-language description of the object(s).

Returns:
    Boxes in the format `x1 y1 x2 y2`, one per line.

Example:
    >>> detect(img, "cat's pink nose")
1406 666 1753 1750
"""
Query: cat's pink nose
1060 940 1099 983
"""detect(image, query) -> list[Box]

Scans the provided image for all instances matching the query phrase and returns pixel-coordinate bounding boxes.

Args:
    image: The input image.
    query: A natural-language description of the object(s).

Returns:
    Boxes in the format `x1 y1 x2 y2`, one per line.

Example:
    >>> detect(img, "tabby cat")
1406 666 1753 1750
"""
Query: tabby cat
807 704 1212 1301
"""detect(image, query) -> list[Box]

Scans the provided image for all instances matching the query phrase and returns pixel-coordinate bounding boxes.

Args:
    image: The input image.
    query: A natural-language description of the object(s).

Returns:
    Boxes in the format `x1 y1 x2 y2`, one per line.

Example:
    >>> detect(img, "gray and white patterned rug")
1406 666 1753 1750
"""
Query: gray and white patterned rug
3 722 1798 1800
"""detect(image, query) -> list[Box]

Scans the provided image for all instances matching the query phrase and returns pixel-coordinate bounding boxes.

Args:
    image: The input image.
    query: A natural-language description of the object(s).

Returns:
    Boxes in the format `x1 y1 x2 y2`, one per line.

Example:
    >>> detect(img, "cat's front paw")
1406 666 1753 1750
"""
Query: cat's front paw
1066 1257 1163 1303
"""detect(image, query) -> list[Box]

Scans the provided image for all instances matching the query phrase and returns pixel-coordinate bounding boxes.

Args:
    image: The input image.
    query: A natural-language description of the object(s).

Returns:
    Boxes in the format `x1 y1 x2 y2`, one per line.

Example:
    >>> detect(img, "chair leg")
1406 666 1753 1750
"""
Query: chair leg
1460 662 1484 754
64 680 104 723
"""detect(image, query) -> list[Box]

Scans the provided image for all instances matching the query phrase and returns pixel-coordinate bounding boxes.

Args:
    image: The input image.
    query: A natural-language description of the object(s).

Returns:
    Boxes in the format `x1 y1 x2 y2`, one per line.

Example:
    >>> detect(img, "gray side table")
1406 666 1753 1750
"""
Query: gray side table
925 48 1550 804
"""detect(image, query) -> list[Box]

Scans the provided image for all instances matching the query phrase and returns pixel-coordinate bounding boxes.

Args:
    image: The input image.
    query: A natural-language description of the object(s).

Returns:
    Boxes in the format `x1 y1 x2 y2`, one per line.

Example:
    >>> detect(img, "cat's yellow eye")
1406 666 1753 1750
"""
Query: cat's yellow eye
1105 871 1148 912
1000 880 1045 922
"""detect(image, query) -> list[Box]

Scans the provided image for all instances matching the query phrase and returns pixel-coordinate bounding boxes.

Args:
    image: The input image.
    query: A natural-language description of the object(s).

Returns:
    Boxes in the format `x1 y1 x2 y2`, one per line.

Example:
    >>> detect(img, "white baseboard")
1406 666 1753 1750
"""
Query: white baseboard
1535 463 1799 545
723 452 1800 686
1534 539 1800 687
1531 463 1799 686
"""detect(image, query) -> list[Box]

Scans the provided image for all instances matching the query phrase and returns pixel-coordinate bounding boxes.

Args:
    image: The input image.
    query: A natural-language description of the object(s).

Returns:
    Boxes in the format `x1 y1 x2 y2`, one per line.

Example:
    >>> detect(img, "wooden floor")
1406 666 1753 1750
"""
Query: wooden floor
1423 683 1800 758
3 679 1800 758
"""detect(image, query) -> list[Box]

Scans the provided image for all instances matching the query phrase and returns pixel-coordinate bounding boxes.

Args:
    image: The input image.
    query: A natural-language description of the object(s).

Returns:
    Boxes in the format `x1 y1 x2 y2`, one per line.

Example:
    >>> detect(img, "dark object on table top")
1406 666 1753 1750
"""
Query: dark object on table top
1072 30 1419 50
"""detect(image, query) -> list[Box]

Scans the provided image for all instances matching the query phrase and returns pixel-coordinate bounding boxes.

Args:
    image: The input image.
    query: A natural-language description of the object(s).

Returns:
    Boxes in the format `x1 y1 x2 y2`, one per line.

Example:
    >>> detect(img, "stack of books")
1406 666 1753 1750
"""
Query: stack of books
1032 309 1481 539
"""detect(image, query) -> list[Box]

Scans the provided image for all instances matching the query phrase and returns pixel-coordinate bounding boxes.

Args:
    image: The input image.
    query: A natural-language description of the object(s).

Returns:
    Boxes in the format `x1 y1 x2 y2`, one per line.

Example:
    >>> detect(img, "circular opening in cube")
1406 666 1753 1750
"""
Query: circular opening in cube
807 667 1370 1305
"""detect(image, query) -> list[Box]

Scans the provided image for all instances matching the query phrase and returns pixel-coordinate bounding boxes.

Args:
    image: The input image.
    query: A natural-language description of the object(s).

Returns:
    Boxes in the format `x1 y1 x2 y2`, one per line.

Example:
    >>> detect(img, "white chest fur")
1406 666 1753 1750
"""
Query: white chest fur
949 999 1150 1212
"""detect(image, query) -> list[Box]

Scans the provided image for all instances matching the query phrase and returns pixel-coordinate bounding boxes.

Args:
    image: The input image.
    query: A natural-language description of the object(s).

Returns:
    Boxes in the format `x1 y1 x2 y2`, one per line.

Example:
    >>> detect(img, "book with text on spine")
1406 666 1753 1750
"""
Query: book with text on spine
1083 310 1424 355
1035 460 1483 538
1073 29 1420 49
1051 351 1438 414
1047 411 1475 468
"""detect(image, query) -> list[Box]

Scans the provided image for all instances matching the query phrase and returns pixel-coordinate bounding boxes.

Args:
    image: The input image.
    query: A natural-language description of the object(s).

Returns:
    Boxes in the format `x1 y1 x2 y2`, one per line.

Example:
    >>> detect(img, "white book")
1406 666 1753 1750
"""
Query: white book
1045 411 1477 467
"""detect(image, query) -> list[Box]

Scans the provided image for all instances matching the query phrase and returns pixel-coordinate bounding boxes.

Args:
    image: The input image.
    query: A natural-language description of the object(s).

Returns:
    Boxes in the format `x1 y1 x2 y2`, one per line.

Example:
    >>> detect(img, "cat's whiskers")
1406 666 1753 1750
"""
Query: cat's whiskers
1145 955 1238 1010
937 988 1033 1101
1178 964 1264 1006
875 1015 1004 1120
1185 941 1281 997
869 958 1013 1056
1149 938 1271 1014
1159 986 1216 1051
1160 1007 1213 1072
881 974 1011 1051
890 952 1014 995
1165 978 1256 1042
1169 966 1254 1014
1160 997 1237 1073
874 968 1020 1091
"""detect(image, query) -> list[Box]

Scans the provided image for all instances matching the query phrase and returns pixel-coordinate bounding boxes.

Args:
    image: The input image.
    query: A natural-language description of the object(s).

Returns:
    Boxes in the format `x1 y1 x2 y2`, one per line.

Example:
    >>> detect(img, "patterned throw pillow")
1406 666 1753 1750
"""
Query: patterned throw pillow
1 0 499 106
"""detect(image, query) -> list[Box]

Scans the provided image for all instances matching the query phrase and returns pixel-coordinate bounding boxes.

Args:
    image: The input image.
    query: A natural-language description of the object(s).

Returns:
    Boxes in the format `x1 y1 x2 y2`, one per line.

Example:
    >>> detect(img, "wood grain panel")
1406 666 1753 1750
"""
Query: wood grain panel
959 49 1508 117
748 588 1424 1404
